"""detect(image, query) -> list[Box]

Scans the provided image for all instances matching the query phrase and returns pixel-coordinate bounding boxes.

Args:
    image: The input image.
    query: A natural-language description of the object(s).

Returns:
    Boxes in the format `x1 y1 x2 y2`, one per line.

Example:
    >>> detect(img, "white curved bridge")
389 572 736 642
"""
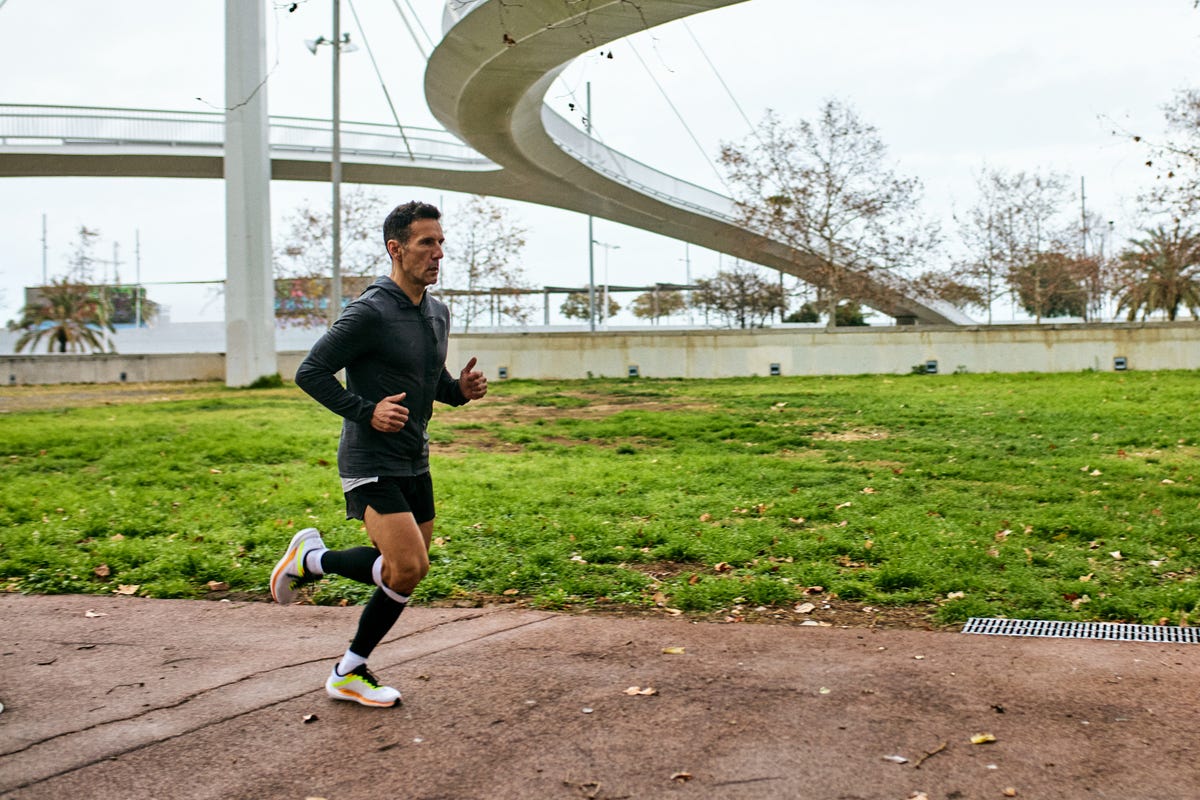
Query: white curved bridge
0 0 970 326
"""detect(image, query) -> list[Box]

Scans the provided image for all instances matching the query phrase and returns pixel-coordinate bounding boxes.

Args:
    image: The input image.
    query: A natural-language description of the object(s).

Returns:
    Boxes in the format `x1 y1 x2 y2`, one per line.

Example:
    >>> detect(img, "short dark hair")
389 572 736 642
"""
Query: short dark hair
383 201 441 248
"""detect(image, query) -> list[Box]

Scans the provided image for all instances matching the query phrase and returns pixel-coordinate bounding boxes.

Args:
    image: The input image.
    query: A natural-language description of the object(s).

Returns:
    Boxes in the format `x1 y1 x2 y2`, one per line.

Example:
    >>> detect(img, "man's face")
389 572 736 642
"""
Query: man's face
391 218 444 290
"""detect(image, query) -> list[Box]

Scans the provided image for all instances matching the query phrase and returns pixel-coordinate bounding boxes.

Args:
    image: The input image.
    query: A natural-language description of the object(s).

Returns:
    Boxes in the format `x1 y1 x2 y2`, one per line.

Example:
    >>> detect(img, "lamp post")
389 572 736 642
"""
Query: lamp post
585 82 595 332
306 3 358 325
592 240 619 330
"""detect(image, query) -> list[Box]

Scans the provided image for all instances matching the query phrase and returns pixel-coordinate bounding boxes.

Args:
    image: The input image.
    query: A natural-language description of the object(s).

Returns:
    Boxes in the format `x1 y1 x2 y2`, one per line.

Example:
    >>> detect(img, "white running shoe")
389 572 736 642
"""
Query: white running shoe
269 527 324 604
325 664 402 707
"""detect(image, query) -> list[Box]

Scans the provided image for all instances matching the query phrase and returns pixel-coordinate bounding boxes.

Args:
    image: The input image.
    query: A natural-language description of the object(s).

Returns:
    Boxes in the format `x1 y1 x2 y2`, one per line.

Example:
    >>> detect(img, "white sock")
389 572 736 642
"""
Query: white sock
371 556 411 605
303 547 326 576
336 650 367 677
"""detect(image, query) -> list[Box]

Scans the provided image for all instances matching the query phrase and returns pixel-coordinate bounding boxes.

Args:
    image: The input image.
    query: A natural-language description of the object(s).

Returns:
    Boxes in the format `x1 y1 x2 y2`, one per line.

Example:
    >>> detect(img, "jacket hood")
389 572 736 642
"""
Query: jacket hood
367 275 421 308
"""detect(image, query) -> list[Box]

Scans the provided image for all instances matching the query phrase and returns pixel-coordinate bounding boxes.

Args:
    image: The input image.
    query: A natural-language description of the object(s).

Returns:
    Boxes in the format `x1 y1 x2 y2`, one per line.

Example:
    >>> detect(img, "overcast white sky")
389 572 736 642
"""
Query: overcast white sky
1 0 1198 325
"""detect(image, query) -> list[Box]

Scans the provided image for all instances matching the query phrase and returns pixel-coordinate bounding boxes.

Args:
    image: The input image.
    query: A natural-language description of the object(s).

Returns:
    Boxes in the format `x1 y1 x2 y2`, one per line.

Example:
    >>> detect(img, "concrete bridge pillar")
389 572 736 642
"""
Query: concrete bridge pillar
223 0 277 386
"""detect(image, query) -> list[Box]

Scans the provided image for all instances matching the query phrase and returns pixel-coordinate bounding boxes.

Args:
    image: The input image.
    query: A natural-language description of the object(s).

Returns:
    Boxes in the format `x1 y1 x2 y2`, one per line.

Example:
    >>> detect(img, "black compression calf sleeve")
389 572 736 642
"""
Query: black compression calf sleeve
349 588 406 658
320 546 380 585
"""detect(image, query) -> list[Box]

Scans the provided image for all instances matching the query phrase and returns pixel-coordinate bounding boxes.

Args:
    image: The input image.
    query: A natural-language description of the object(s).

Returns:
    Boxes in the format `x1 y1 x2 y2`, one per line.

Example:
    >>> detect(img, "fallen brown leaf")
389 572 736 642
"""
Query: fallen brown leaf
912 741 947 768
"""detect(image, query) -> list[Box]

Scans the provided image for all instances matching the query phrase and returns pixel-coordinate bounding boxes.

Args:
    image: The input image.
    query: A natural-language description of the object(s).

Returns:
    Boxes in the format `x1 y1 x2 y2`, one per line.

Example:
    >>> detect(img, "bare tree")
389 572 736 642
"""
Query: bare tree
718 100 939 328
911 270 988 312
276 187 390 279
443 196 532 330
955 168 1091 322
1134 87 1200 221
691 263 785 329
273 187 392 327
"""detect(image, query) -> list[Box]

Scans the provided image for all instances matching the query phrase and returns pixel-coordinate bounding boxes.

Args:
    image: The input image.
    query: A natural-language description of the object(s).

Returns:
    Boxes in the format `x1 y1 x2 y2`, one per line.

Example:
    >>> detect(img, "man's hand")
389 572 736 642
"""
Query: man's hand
371 392 409 433
459 357 488 400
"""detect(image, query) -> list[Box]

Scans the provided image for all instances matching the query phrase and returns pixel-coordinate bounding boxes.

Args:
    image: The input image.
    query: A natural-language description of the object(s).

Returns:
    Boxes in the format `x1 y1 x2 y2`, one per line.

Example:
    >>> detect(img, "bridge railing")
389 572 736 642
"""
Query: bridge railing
0 104 494 167
542 107 738 224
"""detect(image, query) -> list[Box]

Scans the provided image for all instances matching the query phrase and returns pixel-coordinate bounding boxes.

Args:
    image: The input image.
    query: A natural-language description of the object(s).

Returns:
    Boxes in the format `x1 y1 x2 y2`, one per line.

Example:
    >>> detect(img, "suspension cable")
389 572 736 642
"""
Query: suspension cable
400 0 437 52
385 0 430 59
626 38 731 193
681 20 758 138
346 0 414 160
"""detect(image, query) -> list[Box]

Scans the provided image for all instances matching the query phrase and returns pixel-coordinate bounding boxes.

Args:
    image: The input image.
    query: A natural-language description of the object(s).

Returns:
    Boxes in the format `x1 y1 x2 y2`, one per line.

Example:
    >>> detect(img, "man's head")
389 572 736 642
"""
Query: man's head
383 201 441 248
384 201 445 300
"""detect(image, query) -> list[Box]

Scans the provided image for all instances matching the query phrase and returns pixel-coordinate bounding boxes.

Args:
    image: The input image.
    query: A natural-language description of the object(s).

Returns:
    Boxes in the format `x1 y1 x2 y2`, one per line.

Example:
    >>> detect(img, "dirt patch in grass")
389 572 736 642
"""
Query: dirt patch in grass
0 381 234 413
445 394 716 425
812 428 891 442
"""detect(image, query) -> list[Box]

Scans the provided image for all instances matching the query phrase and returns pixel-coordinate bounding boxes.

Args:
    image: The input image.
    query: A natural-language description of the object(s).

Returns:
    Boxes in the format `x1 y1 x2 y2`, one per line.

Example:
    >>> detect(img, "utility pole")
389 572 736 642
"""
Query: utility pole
586 82 596 333
306 4 357 325
135 229 142 328
330 0 343 325
41 214 48 285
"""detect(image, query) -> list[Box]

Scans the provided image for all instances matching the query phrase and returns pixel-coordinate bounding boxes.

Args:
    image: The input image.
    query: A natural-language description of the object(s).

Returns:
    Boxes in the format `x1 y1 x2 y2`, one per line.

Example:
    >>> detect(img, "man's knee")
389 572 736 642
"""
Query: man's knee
381 554 428 594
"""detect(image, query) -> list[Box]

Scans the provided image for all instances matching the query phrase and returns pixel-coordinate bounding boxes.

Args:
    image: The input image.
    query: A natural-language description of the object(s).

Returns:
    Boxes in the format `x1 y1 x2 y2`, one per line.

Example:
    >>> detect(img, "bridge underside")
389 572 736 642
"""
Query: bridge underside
0 0 971 326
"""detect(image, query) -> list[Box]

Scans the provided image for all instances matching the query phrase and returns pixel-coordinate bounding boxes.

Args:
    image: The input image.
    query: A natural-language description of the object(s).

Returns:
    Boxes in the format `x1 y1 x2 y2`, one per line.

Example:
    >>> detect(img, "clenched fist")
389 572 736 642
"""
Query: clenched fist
371 392 409 433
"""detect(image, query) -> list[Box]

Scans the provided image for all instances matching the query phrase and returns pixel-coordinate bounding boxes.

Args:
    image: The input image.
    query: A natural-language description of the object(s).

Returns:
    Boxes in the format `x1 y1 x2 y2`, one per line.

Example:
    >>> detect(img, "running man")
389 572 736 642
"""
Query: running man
272 200 487 707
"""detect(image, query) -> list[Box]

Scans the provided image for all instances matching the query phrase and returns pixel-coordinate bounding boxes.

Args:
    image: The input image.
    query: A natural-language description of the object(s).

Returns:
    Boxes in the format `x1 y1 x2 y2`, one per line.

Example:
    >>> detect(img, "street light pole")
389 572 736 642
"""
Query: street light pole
586 81 595 333
330 0 343 325
307 5 357 326
593 240 619 330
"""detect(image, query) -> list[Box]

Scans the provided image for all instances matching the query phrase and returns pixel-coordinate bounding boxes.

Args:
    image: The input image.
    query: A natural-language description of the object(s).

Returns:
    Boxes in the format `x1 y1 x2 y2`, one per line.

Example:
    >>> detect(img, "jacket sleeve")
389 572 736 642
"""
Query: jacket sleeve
294 303 378 425
435 367 469 407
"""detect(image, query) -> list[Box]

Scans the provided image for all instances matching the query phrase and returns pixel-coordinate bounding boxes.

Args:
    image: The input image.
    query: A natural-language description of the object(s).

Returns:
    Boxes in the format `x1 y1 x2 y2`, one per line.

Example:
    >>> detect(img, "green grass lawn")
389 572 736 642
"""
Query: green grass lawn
1 371 1197 627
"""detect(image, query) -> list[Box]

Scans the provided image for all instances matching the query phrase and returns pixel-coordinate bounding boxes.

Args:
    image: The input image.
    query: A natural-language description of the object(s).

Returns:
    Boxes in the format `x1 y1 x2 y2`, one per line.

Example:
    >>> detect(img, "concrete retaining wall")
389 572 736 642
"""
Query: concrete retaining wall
2 353 225 385
441 323 1200 380
2 323 1197 385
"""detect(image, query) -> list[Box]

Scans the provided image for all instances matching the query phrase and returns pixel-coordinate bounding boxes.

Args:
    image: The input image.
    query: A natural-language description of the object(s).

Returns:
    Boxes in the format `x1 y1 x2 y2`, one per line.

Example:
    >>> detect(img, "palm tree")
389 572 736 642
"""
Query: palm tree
1114 224 1200 321
10 279 116 353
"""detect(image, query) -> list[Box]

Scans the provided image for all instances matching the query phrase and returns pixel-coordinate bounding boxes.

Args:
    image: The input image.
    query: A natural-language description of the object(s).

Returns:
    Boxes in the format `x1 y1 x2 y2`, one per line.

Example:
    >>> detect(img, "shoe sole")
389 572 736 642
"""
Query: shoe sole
269 528 321 604
326 686 402 708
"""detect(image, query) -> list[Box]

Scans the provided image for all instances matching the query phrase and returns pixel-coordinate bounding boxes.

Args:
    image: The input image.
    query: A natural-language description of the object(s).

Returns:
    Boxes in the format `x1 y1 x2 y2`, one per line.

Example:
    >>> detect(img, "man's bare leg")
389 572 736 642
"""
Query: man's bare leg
323 510 434 707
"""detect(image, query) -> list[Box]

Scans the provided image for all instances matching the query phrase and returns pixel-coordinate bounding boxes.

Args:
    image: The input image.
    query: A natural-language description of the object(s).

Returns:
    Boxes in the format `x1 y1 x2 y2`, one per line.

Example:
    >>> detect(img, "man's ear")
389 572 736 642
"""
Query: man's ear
386 238 404 259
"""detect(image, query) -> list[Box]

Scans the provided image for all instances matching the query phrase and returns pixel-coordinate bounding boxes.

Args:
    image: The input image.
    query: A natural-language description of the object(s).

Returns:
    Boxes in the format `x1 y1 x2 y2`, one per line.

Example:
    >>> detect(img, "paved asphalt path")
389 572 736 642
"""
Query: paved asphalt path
1 594 1197 800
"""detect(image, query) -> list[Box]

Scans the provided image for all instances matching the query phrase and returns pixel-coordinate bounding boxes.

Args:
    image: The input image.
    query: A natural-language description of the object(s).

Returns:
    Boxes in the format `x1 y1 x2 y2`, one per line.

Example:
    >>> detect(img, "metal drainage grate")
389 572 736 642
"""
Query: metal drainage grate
962 617 1200 643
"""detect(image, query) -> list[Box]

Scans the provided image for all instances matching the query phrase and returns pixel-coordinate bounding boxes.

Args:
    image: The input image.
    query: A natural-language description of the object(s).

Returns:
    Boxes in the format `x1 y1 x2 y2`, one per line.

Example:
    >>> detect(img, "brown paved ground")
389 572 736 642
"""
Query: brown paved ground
2 594 1198 800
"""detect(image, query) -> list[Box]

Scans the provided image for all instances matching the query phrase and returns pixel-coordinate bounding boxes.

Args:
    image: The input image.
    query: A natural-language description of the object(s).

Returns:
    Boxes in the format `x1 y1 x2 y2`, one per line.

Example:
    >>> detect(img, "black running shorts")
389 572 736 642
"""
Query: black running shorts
344 473 435 524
